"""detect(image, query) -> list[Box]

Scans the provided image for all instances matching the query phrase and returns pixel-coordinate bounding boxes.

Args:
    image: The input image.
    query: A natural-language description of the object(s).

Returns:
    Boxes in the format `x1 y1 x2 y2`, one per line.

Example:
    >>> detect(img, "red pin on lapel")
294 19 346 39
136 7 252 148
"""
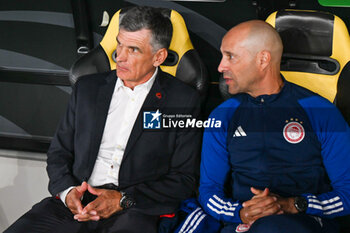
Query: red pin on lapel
156 92 162 99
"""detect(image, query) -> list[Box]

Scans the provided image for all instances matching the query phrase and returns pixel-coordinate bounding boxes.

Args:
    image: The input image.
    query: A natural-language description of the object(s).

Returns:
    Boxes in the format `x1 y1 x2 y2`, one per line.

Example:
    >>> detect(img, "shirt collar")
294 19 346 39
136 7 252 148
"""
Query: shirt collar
116 67 158 92
247 74 287 104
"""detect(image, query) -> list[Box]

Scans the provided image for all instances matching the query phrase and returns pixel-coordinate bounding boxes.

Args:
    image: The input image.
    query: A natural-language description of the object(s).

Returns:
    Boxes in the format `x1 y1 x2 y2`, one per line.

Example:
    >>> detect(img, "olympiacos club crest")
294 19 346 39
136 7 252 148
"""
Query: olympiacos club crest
283 121 305 144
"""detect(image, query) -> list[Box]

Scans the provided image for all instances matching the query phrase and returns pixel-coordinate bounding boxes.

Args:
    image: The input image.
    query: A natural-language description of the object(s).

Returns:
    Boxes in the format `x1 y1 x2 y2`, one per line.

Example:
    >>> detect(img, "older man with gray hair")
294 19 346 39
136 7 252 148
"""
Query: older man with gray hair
5 6 201 233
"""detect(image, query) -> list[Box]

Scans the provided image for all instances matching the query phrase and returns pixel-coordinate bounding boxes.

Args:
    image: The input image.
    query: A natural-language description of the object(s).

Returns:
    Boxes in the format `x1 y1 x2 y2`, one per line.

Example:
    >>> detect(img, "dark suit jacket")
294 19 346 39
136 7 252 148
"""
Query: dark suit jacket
46 69 201 215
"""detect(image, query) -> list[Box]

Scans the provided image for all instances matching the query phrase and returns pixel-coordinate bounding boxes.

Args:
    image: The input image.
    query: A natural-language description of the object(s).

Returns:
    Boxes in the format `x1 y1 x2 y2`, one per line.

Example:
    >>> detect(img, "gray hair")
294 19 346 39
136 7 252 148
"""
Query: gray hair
119 6 173 52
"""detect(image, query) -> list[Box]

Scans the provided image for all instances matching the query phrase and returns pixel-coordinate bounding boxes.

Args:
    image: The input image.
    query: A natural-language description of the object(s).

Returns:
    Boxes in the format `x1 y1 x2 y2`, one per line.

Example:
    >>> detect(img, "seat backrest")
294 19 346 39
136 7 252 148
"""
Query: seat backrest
265 9 350 123
69 8 208 99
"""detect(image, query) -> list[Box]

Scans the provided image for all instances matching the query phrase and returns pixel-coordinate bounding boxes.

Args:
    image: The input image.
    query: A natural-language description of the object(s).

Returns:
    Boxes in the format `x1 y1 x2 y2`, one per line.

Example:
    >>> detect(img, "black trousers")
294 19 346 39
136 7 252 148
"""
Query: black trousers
4 196 159 233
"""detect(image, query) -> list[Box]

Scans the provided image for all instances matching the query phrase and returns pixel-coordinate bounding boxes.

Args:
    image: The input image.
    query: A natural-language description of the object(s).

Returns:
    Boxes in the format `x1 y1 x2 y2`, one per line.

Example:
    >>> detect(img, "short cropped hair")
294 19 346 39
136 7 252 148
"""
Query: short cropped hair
119 6 173 52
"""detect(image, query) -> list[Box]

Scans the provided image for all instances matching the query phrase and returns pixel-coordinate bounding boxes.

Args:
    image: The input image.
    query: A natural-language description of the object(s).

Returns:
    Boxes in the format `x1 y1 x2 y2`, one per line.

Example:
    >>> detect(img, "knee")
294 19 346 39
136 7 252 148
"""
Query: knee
249 216 283 233
248 215 316 233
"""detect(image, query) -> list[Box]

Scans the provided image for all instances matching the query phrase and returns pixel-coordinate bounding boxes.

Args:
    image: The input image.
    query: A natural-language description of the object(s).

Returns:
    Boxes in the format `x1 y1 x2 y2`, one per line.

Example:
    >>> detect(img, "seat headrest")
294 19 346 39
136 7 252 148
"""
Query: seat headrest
275 10 334 57
267 10 340 77
265 9 350 102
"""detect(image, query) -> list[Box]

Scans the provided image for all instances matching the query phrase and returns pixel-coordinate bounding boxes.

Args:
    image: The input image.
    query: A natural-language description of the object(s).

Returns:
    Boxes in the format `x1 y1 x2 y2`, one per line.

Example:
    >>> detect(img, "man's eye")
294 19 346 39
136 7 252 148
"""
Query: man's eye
129 47 138 53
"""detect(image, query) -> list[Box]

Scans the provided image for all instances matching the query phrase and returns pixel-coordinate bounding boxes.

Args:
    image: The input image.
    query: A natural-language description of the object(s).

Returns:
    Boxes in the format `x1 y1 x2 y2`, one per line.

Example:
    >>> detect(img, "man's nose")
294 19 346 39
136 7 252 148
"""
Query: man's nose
218 59 226 73
116 47 127 62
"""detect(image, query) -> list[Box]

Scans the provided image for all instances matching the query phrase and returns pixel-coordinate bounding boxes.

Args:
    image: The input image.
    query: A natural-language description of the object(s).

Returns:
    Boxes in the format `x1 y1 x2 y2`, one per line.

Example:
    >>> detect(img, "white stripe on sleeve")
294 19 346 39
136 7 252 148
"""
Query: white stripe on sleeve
213 195 239 207
209 198 236 211
207 203 234 216
324 207 344 215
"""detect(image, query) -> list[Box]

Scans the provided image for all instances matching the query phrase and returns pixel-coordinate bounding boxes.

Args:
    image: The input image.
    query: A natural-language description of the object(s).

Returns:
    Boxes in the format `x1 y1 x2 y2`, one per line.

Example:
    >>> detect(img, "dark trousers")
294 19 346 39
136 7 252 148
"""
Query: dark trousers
4 196 159 233
221 214 339 233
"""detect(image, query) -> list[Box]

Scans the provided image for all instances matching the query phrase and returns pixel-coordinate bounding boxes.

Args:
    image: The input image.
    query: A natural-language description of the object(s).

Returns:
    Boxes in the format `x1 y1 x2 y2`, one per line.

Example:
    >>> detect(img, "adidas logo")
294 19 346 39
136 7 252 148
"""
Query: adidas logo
233 126 247 137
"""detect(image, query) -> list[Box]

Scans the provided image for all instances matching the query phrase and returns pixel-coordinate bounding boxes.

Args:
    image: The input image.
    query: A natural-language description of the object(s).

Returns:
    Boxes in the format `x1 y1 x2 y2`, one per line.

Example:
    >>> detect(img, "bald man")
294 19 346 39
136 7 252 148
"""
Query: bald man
187 20 350 233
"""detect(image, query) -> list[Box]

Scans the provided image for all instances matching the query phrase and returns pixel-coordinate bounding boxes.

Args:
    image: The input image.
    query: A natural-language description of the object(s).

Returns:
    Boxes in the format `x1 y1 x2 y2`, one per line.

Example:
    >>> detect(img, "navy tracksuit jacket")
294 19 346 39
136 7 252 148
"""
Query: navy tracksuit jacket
199 80 350 223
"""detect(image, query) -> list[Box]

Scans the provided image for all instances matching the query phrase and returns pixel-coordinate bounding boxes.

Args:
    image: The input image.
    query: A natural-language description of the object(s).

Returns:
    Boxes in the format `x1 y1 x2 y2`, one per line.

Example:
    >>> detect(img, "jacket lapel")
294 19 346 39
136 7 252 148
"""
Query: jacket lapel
122 71 166 161
87 71 117 173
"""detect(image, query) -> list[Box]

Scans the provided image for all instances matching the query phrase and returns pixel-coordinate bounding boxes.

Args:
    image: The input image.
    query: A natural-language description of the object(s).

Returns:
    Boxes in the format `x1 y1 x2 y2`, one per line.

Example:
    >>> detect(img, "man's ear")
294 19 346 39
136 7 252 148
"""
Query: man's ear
153 48 168 67
257 50 271 71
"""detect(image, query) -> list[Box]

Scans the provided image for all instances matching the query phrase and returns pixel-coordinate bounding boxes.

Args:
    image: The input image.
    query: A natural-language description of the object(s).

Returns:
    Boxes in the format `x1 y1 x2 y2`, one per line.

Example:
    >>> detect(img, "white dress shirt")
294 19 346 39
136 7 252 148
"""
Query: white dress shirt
59 68 158 205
